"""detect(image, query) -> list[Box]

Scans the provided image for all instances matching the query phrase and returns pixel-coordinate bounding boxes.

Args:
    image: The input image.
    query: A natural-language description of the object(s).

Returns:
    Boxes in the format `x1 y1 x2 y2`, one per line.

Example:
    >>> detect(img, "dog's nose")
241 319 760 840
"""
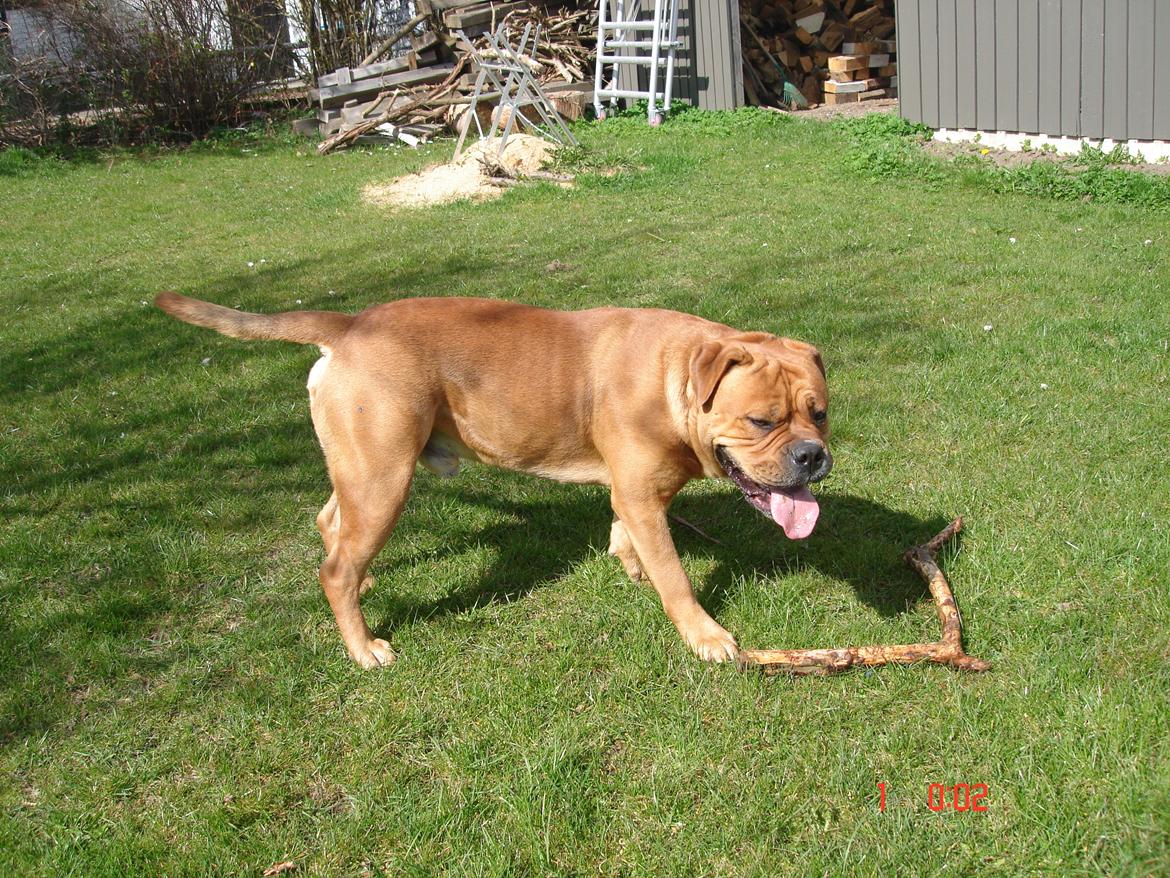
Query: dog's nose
789 440 832 482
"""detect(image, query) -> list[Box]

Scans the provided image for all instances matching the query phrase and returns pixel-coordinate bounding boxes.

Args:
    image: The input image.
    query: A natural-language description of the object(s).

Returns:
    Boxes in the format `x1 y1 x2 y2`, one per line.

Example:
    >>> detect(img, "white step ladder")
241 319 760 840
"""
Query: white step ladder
592 0 681 125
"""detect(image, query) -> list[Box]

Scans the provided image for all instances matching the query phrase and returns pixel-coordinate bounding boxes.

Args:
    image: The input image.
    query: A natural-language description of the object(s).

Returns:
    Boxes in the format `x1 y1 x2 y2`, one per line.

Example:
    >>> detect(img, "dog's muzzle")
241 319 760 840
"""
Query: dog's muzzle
788 439 832 484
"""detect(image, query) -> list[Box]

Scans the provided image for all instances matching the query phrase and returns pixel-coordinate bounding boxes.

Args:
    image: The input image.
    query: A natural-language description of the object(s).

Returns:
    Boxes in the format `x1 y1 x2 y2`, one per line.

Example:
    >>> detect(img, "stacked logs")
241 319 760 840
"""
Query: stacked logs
739 0 896 108
823 41 897 105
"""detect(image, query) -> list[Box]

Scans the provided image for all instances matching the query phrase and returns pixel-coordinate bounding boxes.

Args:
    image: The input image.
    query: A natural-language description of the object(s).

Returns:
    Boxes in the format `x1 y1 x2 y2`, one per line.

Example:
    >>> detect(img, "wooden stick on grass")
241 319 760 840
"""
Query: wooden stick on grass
737 517 991 676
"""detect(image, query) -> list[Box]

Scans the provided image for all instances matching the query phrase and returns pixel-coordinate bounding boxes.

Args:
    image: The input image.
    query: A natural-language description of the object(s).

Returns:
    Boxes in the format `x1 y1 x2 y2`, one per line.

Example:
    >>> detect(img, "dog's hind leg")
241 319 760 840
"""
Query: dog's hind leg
312 374 432 668
316 491 374 596
608 517 645 582
319 454 419 669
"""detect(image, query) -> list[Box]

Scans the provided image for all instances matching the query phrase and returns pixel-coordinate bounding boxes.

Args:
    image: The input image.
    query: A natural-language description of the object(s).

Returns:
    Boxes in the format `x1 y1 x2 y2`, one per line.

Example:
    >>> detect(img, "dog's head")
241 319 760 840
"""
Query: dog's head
689 333 831 539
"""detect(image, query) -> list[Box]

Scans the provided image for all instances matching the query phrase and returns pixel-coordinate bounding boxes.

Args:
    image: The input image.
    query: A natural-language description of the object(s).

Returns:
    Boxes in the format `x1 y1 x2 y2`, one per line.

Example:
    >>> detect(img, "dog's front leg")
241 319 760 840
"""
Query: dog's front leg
610 483 739 663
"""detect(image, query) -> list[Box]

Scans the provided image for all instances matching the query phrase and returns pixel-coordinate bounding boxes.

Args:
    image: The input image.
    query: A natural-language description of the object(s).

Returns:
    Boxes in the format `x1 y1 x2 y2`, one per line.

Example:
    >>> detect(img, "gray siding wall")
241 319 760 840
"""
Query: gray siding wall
898 0 1170 140
612 0 743 111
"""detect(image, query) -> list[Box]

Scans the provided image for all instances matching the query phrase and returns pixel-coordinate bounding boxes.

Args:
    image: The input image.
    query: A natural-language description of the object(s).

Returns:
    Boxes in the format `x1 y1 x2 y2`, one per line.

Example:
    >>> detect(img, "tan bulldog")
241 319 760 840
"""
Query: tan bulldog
156 293 831 668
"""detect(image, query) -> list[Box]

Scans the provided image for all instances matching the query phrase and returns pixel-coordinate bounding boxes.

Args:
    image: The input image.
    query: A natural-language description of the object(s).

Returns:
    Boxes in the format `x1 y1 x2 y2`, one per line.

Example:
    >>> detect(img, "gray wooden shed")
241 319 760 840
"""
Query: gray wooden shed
896 0 1170 141
621 0 1168 145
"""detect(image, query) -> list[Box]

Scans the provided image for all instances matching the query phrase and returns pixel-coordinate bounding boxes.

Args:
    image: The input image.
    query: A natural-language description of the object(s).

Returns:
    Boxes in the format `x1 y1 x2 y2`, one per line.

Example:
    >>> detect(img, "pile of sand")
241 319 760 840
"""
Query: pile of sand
362 134 559 209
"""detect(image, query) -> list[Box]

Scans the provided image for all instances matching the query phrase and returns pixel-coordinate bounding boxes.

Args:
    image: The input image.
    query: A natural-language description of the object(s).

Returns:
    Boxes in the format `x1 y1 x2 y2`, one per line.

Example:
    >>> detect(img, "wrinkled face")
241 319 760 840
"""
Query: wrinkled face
690 334 832 539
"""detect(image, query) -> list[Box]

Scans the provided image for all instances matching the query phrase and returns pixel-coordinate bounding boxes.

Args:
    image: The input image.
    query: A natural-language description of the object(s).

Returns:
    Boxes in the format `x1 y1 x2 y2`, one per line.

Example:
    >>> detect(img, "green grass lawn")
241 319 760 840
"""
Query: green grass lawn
1 112 1168 877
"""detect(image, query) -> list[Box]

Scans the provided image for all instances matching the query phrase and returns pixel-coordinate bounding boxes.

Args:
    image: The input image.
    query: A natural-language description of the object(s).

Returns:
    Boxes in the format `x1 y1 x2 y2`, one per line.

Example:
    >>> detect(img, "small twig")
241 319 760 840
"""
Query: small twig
738 517 991 676
669 513 723 545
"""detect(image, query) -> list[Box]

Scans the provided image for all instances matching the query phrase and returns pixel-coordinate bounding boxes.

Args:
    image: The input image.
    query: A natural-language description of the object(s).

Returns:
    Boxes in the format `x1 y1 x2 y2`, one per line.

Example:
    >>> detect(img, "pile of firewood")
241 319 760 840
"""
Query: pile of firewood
305 1 596 150
436 2 596 82
823 41 897 105
739 0 896 107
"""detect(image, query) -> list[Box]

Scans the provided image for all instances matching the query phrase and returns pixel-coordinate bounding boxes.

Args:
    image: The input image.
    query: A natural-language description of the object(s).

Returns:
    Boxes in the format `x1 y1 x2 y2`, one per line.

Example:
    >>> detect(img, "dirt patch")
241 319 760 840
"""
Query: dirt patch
362 133 559 209
922 138 1170 175
795 97 899 121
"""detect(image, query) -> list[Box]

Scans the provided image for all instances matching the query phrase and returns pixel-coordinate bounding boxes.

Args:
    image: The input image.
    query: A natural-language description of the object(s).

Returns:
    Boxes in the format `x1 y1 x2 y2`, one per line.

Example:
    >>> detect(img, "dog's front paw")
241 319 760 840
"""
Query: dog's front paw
351 637 396 669
682 618 739 663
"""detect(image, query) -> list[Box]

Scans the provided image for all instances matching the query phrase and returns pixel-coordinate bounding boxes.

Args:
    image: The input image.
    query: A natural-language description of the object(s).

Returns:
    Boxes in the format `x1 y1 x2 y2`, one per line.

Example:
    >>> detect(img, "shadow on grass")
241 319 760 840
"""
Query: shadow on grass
0 123 310 179
361 476 947 639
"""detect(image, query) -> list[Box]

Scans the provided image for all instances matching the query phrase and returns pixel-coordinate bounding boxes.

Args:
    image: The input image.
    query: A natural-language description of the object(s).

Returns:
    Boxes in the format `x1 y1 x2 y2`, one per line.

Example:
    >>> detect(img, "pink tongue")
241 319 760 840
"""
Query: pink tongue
769 487 820 539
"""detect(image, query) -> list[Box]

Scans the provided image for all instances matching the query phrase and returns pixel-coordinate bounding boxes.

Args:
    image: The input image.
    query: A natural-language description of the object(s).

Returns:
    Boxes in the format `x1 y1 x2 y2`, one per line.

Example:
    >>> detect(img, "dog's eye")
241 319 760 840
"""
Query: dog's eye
747 417 774 430
812 410 827 424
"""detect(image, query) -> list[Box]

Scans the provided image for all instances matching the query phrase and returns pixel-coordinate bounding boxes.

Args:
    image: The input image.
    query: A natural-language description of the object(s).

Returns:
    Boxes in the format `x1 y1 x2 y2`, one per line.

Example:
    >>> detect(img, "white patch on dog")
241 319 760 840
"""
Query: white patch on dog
307 349 331 400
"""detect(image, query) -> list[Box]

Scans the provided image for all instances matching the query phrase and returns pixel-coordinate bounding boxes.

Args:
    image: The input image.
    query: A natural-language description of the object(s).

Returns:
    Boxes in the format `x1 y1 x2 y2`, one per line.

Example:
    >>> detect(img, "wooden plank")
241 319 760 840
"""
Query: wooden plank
1017 0 1039 134
311 64 455 108
824 79 872 93
706 0 729 110
1102 0 1129 138
443 2 521 30
824 90 860 105
424 0 486 10
828 54 871 73
354 34 437 78
974 0 996 131
1037 0 1063 135
896 0 922 123
1126 0 1155 139
954 0 977 128
1155 0 1170 138
1060 0 1082 135
918 0 939 128
318 45 438 88
843 40 896 54
671 0 696 107
937 0 958 129
1080 0 1105 138
729 0 745 108
995 0 1019 132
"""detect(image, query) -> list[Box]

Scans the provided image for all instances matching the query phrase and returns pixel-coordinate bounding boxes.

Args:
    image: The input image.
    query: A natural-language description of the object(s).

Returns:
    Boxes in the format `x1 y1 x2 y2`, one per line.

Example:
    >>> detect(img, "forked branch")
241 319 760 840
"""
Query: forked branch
737 517 991 676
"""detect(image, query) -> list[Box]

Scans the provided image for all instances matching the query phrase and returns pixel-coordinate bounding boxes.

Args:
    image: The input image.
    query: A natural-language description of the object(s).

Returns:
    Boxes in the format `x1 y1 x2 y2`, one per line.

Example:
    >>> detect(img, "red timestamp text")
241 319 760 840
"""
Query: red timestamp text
876 782 990 812
927 783 989 812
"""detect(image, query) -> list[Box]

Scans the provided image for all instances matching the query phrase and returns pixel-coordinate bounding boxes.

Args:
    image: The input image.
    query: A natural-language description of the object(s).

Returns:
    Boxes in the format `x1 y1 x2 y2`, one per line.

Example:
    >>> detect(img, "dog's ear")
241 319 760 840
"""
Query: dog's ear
690 341 753 410
779 337 825 378
810 347 825 378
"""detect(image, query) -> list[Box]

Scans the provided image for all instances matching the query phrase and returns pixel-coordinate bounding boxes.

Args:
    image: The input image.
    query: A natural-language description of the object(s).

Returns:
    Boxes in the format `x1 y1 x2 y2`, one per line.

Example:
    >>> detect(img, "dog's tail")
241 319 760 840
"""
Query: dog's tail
155 291 354 347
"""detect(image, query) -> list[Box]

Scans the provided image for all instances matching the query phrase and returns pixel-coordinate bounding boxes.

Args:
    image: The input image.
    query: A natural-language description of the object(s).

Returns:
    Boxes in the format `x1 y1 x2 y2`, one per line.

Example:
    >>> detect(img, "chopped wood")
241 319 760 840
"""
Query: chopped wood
824 78 869 93
823 90 860 105
828 54 869 73
738 518 991 676
843 39 896 54
740 0 897 107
